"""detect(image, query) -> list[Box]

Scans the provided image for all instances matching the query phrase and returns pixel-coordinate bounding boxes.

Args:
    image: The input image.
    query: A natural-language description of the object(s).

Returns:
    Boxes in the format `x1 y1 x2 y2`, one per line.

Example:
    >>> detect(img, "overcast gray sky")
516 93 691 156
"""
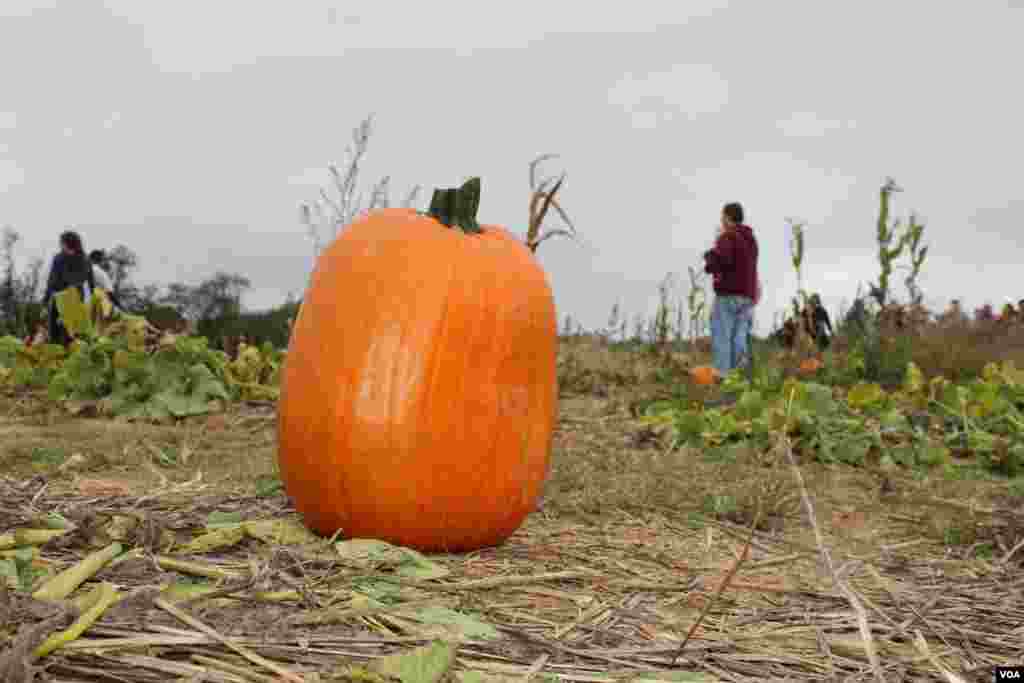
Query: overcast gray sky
2 1 1022 335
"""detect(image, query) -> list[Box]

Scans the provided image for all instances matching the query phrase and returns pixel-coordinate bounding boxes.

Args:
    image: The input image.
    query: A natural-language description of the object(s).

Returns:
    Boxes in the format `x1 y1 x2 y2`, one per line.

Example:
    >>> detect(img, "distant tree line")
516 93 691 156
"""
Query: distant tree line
0 226 299 349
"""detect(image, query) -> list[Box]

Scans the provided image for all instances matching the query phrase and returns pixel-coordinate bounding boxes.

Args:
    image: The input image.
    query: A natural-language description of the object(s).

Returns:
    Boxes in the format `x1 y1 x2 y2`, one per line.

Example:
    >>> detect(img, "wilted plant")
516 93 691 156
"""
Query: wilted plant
300 115 421 269
632 313 646 342
903 213 928 306
561 315 576 337
686 265 708 342
675 288 686 345
786 217 807 302
652 272 679 351
525 154 577 253
604 303 623 343
870 177 908 307
864 177 931 328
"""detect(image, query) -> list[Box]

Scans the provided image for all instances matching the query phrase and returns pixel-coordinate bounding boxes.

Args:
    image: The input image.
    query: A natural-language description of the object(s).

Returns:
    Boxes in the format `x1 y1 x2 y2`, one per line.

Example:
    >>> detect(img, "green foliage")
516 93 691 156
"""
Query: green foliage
903 214 928 304
54 287 94 339
841 312 914 387
873 177 907 306
0 294 285 420
30 446 69 467
685 265 708 341
255 475 285 497
846 382 886 411
653 360 1024 477
199 300 300 350
225 340 285 401
871 177 930 307
0 546 44 591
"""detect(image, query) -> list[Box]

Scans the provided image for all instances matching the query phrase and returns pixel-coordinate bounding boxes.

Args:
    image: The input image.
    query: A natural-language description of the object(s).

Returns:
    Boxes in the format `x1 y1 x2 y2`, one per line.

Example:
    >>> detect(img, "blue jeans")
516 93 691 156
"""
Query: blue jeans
710 295 754 375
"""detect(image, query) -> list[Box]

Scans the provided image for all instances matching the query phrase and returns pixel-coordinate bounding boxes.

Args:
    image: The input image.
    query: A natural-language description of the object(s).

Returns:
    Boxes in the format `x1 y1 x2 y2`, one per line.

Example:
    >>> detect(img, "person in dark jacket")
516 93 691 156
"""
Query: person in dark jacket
809 294 833 350
42 231 95 346
703 202 759 375
844 297 868 334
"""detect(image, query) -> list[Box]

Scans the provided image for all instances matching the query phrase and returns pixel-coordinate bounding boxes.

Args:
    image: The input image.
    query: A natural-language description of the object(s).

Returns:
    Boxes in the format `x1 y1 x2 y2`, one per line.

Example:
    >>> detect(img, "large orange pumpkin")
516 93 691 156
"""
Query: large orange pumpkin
277 178 558 552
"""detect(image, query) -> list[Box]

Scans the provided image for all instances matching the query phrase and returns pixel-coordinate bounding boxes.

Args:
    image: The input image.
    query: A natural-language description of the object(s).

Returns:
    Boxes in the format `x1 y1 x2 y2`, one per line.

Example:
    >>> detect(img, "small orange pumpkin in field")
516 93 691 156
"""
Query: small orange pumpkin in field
798 358 823 374
277 178 558 553
689 365 720 386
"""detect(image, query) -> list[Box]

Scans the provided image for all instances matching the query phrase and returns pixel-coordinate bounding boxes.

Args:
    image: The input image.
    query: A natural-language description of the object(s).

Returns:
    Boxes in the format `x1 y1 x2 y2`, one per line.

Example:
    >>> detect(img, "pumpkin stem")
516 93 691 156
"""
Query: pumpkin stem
426 177 482 234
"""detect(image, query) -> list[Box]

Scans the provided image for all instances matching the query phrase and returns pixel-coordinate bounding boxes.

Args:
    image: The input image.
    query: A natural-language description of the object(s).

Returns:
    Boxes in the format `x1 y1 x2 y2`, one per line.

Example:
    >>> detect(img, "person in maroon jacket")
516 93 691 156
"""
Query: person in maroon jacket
703 202 759 375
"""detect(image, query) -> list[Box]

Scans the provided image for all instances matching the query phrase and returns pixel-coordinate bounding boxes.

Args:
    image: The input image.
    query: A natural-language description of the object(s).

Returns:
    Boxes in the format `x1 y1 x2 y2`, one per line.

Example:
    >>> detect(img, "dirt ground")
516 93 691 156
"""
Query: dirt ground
2 353 1024 681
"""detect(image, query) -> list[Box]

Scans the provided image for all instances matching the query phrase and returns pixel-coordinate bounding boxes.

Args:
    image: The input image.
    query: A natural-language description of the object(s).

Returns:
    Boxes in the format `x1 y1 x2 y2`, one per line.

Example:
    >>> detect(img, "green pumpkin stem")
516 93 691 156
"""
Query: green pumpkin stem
427 177 482 234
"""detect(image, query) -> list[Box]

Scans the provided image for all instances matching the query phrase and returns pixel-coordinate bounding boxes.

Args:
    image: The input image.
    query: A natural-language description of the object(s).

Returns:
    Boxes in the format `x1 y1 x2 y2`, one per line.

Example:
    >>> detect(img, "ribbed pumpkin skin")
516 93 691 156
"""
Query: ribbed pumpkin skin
277 208 558 552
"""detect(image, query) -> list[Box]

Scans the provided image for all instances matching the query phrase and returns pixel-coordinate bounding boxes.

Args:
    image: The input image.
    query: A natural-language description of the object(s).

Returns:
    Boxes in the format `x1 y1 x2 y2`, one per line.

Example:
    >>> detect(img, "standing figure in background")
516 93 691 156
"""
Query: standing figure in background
844 297 867 335
703 202 759 376
88 249 127 312
42 231 95 347
976 303 995 323
809 294 833 350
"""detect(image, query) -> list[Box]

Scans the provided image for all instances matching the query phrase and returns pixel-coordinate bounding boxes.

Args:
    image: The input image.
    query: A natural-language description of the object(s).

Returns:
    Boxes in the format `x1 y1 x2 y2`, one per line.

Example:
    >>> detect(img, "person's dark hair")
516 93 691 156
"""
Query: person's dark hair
722 202 744 224
59 230 85 255
88 249 106 264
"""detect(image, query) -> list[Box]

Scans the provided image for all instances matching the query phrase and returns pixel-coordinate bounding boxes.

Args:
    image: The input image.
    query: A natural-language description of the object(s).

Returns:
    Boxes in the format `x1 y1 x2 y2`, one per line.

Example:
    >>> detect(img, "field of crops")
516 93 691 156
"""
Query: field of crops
0 289 283 422
638 357 1024 479
1 179 1023 677
9 1 1024 670
3 312 1024 681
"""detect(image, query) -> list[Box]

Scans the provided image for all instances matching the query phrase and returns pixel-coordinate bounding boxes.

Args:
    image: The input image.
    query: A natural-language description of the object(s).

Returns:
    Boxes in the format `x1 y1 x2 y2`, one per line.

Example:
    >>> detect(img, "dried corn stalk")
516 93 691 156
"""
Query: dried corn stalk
525 154 576 253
